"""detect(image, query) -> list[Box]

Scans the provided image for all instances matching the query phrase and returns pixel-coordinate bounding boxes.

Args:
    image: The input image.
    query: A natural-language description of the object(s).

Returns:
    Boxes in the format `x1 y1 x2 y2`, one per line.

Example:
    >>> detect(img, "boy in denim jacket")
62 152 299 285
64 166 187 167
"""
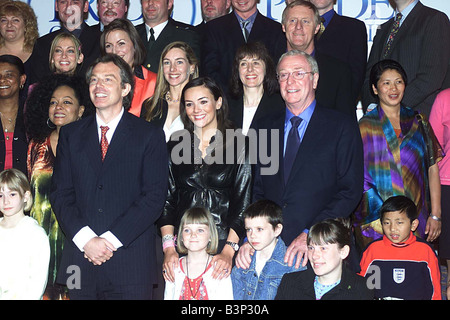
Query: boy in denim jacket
231 199 305 300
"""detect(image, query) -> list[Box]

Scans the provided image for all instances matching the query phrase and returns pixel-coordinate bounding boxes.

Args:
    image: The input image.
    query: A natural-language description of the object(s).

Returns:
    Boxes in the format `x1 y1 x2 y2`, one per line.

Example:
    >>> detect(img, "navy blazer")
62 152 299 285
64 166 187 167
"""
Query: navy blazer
253 103 363 244
50 111 168 288
314 12 367 101
202 11 286 92
362 1 450 116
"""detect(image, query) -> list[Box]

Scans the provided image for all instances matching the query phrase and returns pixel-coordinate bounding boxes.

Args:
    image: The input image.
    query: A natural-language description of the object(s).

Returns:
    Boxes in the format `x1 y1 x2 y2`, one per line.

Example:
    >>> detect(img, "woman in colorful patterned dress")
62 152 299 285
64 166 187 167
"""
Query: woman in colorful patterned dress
25 74 93 299
353 59 443 251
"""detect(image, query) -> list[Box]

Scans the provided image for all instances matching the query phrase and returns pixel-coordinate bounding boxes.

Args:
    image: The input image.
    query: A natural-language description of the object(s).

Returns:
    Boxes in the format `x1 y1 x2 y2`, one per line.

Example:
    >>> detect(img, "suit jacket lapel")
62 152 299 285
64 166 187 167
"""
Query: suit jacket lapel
82 116 103 172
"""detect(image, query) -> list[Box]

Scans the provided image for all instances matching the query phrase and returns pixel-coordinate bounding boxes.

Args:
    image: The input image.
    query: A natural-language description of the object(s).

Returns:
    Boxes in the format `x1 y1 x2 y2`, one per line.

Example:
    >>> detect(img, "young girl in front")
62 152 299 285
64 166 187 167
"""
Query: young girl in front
276 218 373 300
163 207 233 300
0 169 50 300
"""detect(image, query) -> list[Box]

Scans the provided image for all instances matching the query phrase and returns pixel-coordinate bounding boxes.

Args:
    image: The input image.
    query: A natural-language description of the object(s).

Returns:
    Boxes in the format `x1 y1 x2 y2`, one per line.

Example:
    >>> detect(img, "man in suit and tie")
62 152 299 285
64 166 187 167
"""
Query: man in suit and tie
50 54 168 299
28 0 102 84
201 0 286 92
362 0 450 116
282 1 355 118
236 50 363 269
308 0 367 103
135 0 200 73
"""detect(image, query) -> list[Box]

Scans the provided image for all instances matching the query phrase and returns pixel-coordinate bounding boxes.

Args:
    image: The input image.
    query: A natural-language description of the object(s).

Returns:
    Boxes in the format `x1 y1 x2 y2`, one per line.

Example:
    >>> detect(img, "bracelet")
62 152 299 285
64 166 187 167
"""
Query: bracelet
430 214 441 222
162 234 176 250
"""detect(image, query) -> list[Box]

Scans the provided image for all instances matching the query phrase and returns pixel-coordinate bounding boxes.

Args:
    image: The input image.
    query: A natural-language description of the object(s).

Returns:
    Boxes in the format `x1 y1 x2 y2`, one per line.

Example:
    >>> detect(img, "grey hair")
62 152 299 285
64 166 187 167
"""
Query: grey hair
277 50 319 75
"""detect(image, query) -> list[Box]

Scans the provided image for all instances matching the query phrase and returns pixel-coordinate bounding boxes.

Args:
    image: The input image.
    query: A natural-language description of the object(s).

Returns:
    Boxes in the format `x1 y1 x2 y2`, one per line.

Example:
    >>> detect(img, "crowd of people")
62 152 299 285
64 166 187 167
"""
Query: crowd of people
0 0 448 301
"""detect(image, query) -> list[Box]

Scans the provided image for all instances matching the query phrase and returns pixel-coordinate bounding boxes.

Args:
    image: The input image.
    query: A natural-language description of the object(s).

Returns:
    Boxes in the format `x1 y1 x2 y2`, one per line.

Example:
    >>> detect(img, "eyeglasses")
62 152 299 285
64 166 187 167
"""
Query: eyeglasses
277 71 314 82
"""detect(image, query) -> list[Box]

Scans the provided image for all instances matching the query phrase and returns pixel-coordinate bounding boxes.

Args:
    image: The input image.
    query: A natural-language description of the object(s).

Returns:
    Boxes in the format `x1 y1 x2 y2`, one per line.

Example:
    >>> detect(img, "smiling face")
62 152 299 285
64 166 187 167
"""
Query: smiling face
89 61 131 113
239 55 266 90
181 223 211 253
372 69 405 111
231 0 258 18
51 37 84 75
0 62 25 100
0 14 25 43
184 85 222 133
162 47 195 89
308 242 349 283
381 210 418 244
278 54 318 114
48 85 85 130
55 0 89 30
104 29 135 68
97 0 128 26
282 5 320 53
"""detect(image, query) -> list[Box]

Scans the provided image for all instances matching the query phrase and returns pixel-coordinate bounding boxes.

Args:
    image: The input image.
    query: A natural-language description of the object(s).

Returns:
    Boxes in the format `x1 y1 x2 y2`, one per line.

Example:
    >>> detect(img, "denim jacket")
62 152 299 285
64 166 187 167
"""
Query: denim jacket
231 238 306 300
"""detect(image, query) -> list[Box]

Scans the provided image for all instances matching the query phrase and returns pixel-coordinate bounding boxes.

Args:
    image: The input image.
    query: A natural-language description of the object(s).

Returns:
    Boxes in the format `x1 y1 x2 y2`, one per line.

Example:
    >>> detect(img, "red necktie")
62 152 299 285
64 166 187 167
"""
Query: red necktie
100 125 109 161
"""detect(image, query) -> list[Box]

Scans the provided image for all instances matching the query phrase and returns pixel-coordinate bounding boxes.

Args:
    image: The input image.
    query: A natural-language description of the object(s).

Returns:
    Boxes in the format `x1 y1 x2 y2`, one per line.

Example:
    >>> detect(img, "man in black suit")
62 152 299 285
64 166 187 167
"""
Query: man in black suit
282 1 355 118
362 0 450 116
309 0 367 102
50 54 168 299
201 0 286 92
195 0 231 38
135 0 200 73
236 50 363 270
28 0 102 84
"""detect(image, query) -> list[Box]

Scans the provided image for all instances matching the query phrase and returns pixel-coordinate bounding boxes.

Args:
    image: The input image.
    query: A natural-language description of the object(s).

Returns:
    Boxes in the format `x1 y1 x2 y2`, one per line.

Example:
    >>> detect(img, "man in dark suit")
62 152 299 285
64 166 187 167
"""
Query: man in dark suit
309 0 367 102
201 0 286 92
28 0 102 84
135 0 200 73
195 0 231 38
362 0 450 116
282 1 355 118
50 54 168 299
236 50 363 269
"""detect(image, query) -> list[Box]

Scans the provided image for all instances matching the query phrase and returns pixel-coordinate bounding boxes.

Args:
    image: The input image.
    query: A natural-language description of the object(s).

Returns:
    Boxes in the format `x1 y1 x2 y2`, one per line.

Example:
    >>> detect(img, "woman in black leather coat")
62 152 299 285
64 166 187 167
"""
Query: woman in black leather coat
157 77 252 283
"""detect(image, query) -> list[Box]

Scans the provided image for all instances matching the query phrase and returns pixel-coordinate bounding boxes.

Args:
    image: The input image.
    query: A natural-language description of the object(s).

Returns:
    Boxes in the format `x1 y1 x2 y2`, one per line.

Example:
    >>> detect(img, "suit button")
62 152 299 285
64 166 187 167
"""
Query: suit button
146 64 151 69
98 208 103 213
283 203 287 208
98 185 103 189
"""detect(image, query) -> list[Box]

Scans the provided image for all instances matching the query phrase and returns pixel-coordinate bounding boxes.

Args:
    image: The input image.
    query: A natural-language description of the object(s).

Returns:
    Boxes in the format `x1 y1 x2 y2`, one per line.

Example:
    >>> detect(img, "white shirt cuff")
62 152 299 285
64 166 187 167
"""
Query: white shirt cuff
100 231 123 250
72 226 97 252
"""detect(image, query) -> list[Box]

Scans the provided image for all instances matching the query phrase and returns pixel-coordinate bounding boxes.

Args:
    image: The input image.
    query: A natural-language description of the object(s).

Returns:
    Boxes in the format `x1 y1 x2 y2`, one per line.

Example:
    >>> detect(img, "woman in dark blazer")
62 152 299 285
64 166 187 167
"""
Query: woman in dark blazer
228 42 284 135
0 55 28 176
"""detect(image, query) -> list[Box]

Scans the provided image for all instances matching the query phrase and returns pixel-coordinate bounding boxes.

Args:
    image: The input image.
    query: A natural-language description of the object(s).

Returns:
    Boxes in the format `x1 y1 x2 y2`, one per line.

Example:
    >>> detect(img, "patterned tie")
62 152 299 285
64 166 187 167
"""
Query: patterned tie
241 20 250 42
382 12 402 58
284 116 302 183
100 125 109 161
317 17 326 40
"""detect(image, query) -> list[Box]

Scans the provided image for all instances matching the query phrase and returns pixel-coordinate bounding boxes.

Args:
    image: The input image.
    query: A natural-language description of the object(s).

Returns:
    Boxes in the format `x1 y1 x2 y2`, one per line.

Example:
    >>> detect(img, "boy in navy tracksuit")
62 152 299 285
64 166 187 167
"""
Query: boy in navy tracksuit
359 196 441 300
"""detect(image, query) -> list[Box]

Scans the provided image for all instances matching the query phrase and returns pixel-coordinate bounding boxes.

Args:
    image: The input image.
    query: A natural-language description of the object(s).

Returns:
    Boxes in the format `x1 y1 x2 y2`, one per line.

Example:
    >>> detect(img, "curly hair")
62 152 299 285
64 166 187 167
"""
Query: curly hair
0 1 39 52
25 74 94 143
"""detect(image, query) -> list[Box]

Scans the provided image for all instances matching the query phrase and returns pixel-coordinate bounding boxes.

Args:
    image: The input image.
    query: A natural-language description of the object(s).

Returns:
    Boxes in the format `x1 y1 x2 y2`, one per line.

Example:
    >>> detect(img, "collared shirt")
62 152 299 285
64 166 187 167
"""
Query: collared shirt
234 9 258 35
145 20 168 41
396 0 419 26
283 100 316 155
61 22 85 38
321 9 335 28
96 107 124 144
